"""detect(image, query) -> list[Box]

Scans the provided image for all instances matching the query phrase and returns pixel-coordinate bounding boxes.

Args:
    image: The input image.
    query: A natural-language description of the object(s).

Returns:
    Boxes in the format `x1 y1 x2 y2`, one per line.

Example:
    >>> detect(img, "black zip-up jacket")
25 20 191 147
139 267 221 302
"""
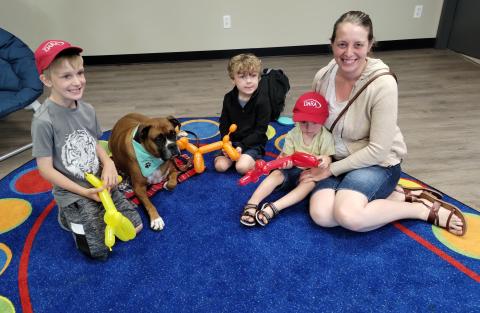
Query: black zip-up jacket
219 84 271 154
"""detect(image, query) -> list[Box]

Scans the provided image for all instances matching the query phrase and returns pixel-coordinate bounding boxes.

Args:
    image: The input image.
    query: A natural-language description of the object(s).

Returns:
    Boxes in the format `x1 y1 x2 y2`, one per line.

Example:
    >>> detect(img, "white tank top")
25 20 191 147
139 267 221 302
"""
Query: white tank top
324 66 349 159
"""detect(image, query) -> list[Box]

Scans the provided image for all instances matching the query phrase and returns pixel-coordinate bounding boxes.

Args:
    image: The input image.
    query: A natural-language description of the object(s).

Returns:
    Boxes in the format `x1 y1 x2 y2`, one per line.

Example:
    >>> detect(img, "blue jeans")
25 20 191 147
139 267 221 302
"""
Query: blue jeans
312 164 401 201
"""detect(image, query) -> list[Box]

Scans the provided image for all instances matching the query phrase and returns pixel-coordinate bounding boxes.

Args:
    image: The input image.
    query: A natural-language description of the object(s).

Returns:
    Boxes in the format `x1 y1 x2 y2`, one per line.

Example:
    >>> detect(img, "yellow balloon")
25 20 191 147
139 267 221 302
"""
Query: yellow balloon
104 210 121 226
105 225 115 251
115 215 137 241
85 173 136 250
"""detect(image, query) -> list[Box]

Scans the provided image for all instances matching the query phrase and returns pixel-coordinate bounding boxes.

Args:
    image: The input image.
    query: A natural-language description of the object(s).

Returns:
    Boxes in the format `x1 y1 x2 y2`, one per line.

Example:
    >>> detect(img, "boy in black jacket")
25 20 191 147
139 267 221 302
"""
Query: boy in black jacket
215 53 271 174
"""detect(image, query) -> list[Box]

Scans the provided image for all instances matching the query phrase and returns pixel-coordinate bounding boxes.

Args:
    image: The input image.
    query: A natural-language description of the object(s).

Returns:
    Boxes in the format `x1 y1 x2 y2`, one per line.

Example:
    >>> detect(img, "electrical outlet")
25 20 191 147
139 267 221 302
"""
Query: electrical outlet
223 15 231 29
413 5 423 18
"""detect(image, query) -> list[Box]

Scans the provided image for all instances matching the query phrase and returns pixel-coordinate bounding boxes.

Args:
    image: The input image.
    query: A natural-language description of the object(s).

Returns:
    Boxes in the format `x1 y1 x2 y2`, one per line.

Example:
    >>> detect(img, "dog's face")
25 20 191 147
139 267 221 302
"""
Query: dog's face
136 116 181 161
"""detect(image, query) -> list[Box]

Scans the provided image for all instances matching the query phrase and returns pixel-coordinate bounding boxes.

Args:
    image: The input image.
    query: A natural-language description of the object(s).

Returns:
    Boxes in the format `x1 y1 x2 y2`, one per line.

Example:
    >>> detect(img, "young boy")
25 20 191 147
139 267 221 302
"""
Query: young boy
31 40 142 260
241 91 335 227
215 53 271 174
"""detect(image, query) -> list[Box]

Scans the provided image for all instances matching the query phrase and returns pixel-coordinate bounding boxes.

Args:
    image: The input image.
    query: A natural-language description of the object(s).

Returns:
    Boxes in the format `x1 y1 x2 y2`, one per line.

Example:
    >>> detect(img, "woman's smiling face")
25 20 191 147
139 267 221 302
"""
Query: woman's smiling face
331 22 372 78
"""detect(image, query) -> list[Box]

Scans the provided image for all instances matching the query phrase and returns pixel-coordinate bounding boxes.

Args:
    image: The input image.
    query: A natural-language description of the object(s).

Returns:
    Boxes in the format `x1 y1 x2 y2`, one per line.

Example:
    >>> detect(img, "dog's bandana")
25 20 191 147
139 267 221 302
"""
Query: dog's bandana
132 125 164 178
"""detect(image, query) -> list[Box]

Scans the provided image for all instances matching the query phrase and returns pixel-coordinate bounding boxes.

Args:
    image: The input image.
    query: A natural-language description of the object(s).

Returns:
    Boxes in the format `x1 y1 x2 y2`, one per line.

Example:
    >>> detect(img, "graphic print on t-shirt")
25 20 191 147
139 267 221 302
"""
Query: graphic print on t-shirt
61 129 99 179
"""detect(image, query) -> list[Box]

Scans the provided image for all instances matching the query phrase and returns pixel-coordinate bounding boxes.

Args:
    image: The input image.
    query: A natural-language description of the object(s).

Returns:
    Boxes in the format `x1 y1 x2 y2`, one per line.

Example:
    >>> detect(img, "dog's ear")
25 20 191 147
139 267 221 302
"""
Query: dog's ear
135 125 151 142
167 116 181 130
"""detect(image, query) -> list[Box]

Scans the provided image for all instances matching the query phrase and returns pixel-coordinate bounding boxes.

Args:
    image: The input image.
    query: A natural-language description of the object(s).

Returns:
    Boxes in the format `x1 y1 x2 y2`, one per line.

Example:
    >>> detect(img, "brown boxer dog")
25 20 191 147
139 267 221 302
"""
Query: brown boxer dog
109 113 181 230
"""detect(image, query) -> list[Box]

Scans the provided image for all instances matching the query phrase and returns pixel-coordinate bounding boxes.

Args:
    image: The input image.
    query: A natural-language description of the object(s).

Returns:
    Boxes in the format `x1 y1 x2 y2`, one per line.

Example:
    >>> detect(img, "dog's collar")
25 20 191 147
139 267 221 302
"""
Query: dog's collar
131 125 164 178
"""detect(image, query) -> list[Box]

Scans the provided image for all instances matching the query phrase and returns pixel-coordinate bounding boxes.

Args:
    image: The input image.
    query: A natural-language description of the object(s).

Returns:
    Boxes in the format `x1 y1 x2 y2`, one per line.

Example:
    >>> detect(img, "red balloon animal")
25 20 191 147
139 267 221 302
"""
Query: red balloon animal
238 151 319 186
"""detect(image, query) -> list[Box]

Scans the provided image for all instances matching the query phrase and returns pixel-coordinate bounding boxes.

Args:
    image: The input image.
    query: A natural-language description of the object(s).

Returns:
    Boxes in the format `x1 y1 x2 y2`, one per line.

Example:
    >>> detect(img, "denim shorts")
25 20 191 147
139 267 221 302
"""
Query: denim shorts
276 167 304 191
312 164 401 201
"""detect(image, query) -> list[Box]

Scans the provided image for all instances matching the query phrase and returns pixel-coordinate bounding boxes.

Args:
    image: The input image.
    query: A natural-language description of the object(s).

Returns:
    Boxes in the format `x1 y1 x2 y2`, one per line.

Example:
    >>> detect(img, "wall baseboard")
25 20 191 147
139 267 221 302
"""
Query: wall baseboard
83 38 436 66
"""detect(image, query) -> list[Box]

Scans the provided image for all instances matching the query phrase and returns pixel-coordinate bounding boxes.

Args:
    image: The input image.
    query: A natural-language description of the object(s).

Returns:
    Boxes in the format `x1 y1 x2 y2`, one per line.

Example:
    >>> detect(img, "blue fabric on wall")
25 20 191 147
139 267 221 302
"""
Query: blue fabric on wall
0 28 43 118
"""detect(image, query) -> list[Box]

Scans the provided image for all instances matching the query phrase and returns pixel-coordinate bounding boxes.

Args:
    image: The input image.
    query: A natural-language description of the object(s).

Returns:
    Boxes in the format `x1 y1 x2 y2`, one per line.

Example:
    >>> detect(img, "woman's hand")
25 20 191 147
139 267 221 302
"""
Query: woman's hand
299 166 332 183
317 155 332 169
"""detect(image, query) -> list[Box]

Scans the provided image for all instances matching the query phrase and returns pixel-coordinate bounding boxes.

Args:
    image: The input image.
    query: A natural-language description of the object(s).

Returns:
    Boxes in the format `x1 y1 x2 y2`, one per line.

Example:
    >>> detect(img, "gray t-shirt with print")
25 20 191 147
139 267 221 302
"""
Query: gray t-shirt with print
31 99 103 207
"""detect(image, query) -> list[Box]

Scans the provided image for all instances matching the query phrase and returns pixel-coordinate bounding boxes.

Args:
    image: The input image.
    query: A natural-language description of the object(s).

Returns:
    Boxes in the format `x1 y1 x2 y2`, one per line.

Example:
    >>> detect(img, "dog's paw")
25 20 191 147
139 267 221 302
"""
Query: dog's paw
177 130 188 138
150 217 165 231
164 182 177 191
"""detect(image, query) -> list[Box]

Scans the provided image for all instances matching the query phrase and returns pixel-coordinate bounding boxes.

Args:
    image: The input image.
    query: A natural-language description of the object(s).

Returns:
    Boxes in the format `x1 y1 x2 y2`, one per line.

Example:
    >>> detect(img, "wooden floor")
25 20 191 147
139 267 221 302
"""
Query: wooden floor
1 48 479 210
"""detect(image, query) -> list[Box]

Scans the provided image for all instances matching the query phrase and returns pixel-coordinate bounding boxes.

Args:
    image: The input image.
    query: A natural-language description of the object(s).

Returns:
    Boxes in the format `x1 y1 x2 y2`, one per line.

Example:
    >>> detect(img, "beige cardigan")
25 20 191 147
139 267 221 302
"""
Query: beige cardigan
312 58 407 176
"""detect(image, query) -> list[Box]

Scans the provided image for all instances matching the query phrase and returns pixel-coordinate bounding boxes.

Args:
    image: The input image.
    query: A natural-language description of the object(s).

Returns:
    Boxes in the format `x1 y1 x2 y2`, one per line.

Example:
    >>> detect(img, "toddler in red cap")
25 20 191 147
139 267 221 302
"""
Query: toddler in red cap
241 91 335 227
31 40 142 260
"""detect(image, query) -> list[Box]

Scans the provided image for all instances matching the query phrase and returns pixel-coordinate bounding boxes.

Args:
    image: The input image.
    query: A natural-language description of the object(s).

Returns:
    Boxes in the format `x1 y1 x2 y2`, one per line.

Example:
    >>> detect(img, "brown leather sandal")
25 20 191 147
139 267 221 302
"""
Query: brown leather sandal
240 203 258 227
255 202 279 227
416 194 467 236
399 185 443 202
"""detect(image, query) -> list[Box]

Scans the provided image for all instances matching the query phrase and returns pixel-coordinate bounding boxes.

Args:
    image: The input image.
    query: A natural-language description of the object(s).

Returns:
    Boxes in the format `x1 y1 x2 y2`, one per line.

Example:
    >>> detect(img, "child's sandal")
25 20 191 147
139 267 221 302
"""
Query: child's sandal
240 203 258 227
255 202 279 227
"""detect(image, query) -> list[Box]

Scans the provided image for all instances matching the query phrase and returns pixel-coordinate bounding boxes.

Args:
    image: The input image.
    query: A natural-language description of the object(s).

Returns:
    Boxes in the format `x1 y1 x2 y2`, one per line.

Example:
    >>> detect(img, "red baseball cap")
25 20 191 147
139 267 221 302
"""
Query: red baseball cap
34 39 83 74
293 91 329 124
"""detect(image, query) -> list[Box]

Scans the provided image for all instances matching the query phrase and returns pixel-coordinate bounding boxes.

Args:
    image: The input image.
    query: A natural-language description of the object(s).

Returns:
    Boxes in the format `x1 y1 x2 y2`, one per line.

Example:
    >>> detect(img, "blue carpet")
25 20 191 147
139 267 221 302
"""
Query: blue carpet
0 117 479 313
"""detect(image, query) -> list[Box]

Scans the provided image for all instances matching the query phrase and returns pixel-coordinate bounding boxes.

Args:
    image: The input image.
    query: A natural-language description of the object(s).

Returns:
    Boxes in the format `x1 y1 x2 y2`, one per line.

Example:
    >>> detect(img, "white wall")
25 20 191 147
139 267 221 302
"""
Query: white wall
1 0 444 56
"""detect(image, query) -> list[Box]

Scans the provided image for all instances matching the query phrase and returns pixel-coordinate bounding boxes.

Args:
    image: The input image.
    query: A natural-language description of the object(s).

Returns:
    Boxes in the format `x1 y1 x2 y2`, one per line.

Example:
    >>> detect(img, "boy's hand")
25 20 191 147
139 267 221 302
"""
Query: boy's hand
101 159 119 189
281 159 293 169
83 186 105 202
317 155 332 169
37 156 106 201
235 146 242 154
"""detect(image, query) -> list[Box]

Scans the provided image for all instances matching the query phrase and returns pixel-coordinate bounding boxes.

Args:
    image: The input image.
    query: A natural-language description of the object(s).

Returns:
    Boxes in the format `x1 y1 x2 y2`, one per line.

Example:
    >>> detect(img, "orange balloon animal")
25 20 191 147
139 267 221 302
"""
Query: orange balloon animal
177 124 240 173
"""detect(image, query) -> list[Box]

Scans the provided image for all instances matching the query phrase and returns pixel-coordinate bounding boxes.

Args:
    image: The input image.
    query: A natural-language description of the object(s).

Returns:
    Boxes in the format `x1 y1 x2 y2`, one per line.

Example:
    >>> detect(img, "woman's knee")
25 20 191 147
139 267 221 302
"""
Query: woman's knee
309 190 336 227
309 206 334 227
333 205 368 232
331 190 370 232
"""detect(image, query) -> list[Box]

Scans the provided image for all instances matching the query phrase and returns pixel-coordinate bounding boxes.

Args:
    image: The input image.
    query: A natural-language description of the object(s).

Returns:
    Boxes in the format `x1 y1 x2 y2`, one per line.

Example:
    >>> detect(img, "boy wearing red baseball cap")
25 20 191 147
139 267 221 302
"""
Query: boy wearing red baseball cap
241 91 335 227
31 40 142 260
